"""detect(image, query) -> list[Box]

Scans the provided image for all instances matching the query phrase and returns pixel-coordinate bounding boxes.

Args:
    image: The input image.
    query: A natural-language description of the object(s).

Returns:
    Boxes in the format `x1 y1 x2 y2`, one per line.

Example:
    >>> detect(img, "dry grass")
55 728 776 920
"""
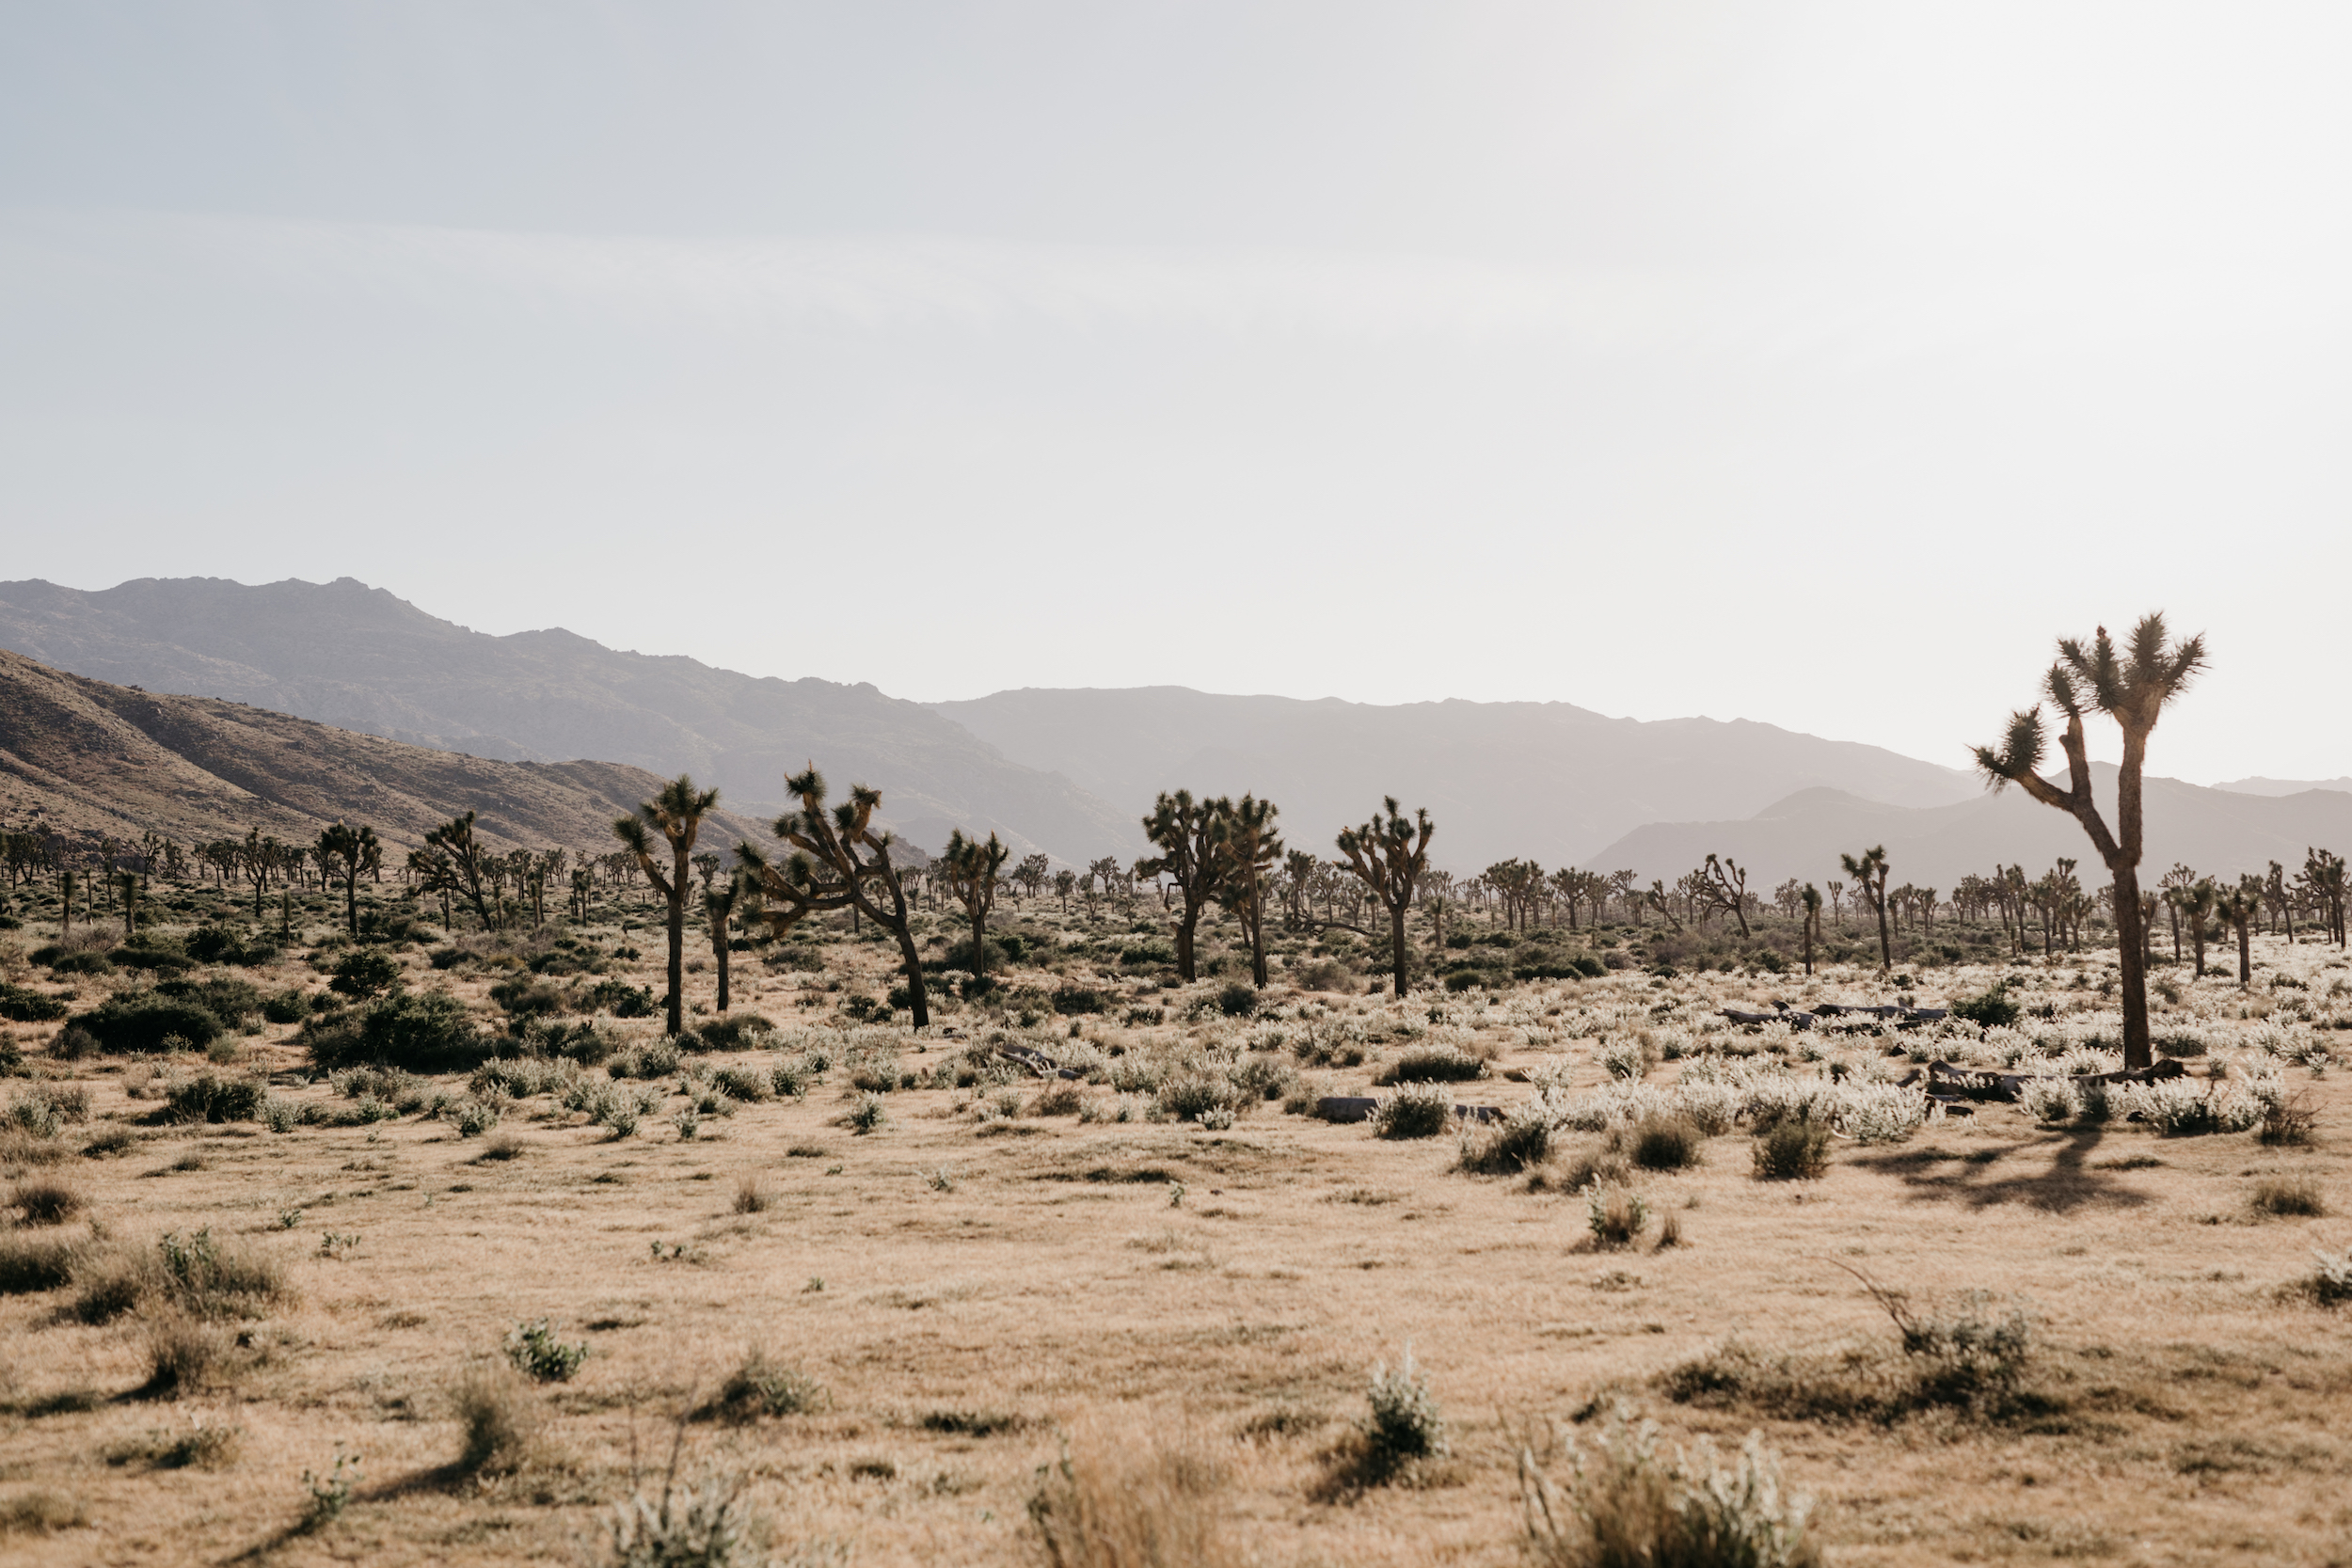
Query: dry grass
8 1176 85 1227
0 918 2347 1565
451 1365 545 1476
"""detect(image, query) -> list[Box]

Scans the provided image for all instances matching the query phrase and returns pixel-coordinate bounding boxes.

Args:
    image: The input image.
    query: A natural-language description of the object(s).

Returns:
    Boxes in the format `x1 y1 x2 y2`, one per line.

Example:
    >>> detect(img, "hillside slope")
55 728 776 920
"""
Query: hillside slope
0 577 1136 864
0 648 773 857
926 686 1979 872
1587 768 2352 890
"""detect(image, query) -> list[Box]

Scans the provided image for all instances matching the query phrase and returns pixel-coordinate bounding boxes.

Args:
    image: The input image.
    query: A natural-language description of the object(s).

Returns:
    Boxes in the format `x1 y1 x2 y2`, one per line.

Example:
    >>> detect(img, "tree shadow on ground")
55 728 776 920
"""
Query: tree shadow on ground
1849 1127 2153 1212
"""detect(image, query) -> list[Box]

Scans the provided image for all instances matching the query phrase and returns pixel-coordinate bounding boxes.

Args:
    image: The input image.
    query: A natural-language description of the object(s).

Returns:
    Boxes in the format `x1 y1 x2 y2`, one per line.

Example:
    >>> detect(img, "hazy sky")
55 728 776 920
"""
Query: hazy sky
5 4 2347 784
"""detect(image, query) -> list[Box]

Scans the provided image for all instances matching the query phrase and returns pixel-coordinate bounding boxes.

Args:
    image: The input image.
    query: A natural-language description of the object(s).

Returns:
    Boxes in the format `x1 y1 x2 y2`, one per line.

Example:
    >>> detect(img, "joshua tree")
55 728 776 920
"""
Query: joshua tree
1334 797 1435 998
1974 614 2206 1069
316 821 380 940
1643 879 1681 932
2303 847 2348 948
2169 879 2218 979
612 774 722 1037
1837 847 1893 971
1083 857 1121 921
1054 868 1076 916
938 828 1010 977
1800 883 1822 975
424 811 501 931
1825 880 1845 930
702 870 745 1013
1210 794 1282 988
237 828 278 920
1699 854 1752 940
2158 863 2196 960
738 768 932 1026
2218 874 2264 987
1138 791 1223 982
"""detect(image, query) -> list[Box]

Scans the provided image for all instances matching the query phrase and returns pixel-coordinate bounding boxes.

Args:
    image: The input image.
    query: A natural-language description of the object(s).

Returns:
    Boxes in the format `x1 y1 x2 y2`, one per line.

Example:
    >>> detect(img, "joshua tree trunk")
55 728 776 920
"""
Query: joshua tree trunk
613 776 721 1037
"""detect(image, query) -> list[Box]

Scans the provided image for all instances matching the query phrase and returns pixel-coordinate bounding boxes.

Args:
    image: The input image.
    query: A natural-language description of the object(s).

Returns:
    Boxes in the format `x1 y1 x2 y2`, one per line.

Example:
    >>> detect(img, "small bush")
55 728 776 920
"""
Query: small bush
1028 1415 1235 1568
605 1472 771 1568
504 1318 588 1383
451 1099 501 1138
453 1366 543 1475
328 950 403 1000
0 1235 74 1293
847 1094 888 1135
81 1123 135 1157
1354 1345 1448 1484
588 979 659 1019
1216 982 1260 1020
1752 1120 1831 1180
1156 1076 1245 1125
488 974 564 1022
72 993 224 1054
1519 1403 1820 1568
1378 1045 1486 1085
185 925 278 967
141 1309 230 1398
1458 1107 1552 1175
1374 1084 1454 1140
2312 1246 2352 1307
475 1130 527 1162
1868 1282 2033 1407
164 1073 265 1124
1585 1184 1649 1248
155 1227 291 1320
1950 982 2020 1030
304 989 488 1074
261 989 313 1025
8 1177 83 1227
1629 1116 1703 1172
0 982 67 1024
2252 1177 2327 1218
1052 985 1109 1016
2261 1096 2318 1147
0 1489 87 1535
732 1174 771 1213
696 1014 775 1051
704 1349 829 1423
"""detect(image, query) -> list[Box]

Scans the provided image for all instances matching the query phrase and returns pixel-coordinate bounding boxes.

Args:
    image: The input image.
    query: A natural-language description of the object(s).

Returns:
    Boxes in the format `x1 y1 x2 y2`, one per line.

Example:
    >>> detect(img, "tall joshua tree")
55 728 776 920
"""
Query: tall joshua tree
1335 797 1435 998
1800 883 1822 976
703 870 745 1014
938 828 1010 977
316 821 379 940
424 811 501 931
1137 790 1222 982
1839 847 1893 971
1210 794 1282 988
737 768 932 1026
1974 613 2206 1070
1700 853 1752 940
2304 847 2348 949
2219 874 2263 987
612 774 722 1037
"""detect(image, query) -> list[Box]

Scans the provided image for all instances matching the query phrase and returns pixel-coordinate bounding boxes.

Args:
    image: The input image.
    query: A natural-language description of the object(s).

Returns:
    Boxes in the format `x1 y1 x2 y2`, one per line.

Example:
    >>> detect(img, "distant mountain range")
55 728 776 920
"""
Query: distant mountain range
0 647 771 855
1587 768 2352 891
23 576 2325 882
926 686 1977 870
0 577 1130 865
2215 777 2352 798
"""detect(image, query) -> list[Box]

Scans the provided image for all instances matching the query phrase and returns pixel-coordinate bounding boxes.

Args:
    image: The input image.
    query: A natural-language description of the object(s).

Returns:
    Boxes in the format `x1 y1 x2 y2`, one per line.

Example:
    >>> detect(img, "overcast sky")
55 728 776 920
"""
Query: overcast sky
4 4 2347 784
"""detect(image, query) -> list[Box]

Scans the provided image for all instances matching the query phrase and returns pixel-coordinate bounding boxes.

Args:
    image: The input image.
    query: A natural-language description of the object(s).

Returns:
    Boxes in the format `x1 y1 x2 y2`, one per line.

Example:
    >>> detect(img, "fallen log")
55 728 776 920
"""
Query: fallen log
1313 1096 1505 1125
1902 1057 2185 1102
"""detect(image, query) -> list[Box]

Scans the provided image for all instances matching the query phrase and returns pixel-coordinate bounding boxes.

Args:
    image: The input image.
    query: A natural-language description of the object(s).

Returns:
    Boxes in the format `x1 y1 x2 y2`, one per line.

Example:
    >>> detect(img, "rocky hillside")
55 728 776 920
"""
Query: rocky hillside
0 647 772 857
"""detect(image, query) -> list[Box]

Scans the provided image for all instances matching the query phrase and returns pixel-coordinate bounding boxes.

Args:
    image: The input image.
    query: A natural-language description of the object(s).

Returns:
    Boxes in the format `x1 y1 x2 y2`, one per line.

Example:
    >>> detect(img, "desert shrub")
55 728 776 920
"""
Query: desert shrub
261 988 314 1024
1351 1345 1448 1485
1216 982 1260 1020
1950 982 2020 1030
2017 1076 2083 1124
504 1318 587 1383
141 1309 230 1398
1752 1120 1831 1180
1599 1039 1652 1081
1377 1045 1487 1085
2114 1078 2264 1136
1458 1105 1552 1175
704 1349 829 1423
0 982 66 1024
1519 1403 1820 1568
185 925 278 966
710 1068 771 1103
1837 1084 1932 1145
1869 1283 2033 1407
164 1072 264 1124
1030 1082 1085 1117
846 1094 888 1135
72 992 223 1054
333 1065 421 1101
1052 985 1109 1016
587 979 659 1019
1628 1116 1703 1172
452 1366 543 1475
0 1489 87 1535
610 1039 681 1080
328 950 403 1000
8 1177 84 1226
1157 1075 1245 1125
154 974 266 1025
100 944 182 975
696 1014 775 1051
47 1024 100 1061
605 1472 772 1568
1585 1184 1649 1248
11 1084 88 1125
475 1130 527 1162
71 1228 292 1325
0 1234 74 1292
2311 1246 2352 1307
1231 1054 1298 1102
732 1173 771 1213
2261 1095 2318 1147
304 989 488 1074
768 1062 806 1099
489 974 565 1024
47 949 115 976
81 1123 135 1157
1375 1084 1454 1140
451 1098 501 1138
2252 1177 2327 1217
